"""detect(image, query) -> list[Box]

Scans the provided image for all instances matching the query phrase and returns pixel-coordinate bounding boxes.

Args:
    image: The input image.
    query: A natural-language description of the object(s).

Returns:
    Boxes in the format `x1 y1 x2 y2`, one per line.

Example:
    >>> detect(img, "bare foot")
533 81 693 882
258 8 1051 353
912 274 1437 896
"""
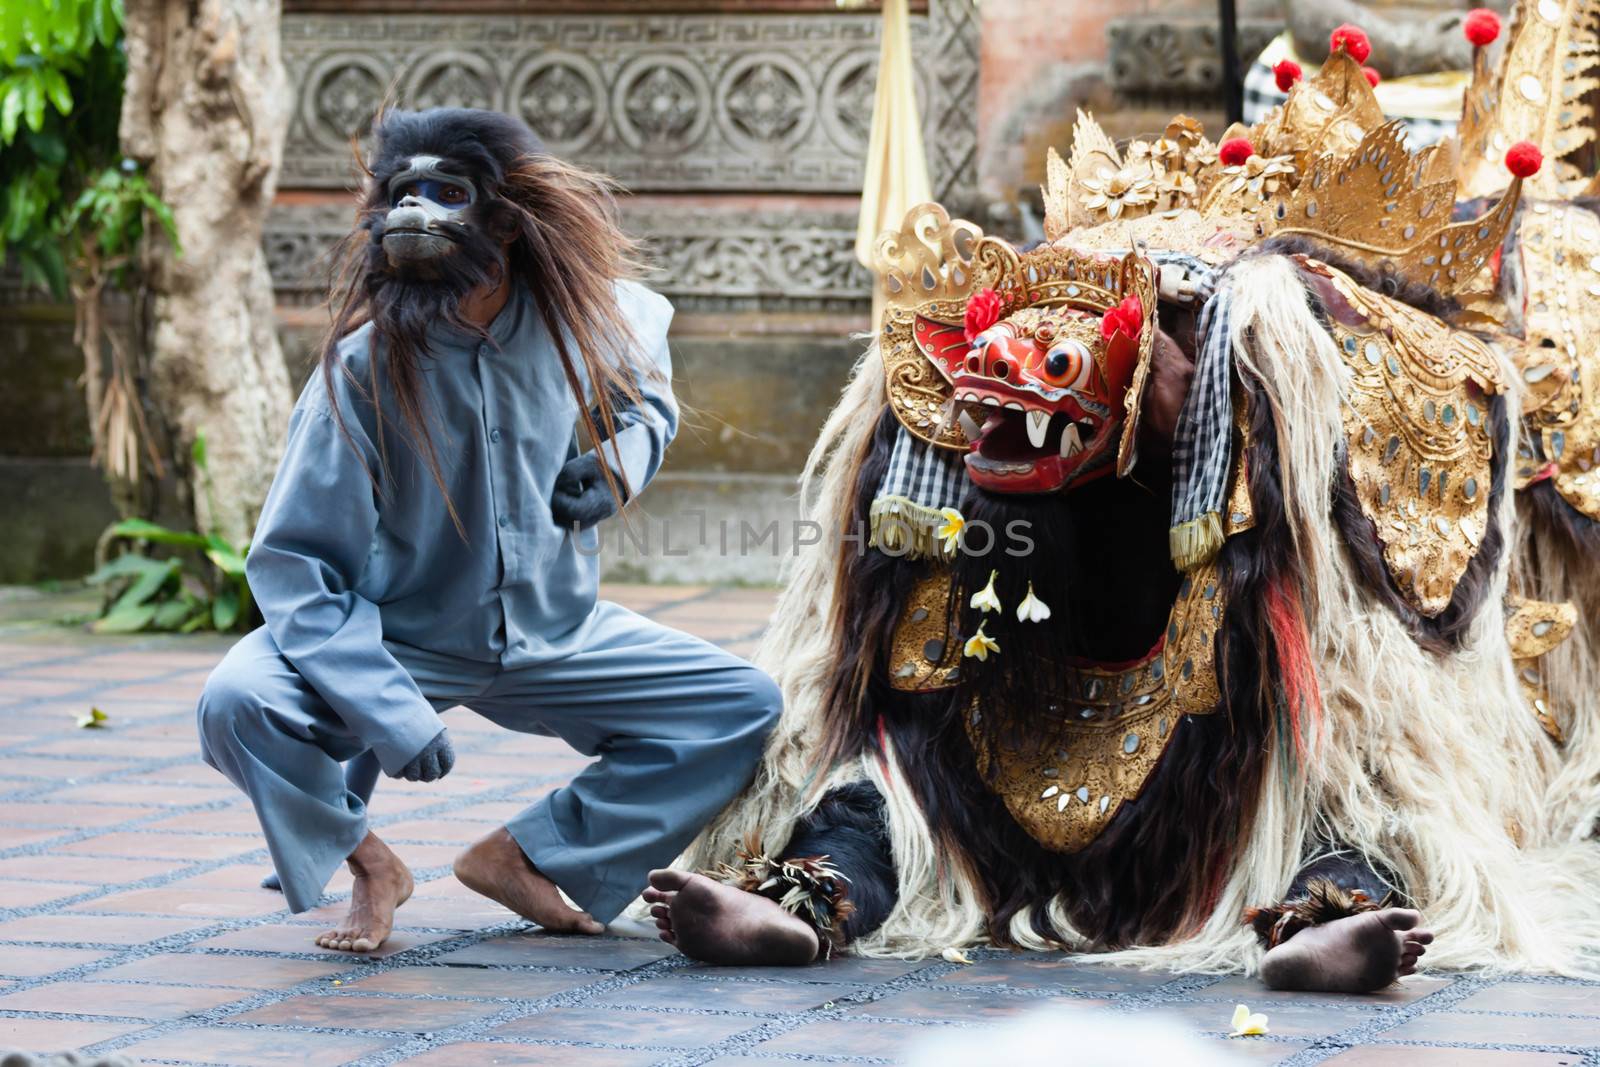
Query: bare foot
643 869 820 966
1260 908 1433 993
315 831 413 953
453 827 604 934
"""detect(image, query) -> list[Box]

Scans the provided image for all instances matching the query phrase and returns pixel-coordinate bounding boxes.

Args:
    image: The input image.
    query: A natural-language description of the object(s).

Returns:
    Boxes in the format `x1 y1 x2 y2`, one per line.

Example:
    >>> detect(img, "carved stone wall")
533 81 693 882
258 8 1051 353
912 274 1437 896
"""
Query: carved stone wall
1106 15 1281 99
267 2 978 311
281 10 974 198
266 201 872 311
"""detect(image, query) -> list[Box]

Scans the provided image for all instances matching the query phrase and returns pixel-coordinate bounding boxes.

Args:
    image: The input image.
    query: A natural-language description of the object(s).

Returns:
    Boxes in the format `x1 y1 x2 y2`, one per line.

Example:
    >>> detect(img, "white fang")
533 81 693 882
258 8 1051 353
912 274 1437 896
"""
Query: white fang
1060 423 1083 457
1025 409 1050 448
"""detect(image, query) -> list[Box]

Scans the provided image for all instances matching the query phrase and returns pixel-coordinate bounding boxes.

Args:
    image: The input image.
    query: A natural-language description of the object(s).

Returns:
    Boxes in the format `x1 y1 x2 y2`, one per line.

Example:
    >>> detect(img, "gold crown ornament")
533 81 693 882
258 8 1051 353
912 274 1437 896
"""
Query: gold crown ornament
1038 26 1545 299
1457 0 1600 199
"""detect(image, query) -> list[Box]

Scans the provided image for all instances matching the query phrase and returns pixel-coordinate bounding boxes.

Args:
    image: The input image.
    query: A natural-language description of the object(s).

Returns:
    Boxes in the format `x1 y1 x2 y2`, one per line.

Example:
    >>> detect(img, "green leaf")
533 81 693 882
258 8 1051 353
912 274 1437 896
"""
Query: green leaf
108 556 180 611
203 534 247 577
92 600 158 633
85 551 170 586
179 611 210 634
110 517 209 548
22 76 45 133
150 598 192 630
1 82 24 145
212 584 240 632
39 66 71 116
191 431 207 470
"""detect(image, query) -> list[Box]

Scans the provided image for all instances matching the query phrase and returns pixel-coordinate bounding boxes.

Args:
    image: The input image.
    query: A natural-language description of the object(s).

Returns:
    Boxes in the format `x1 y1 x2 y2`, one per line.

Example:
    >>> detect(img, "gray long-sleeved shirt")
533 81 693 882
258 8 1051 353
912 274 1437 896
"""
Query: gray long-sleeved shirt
244 280 676 772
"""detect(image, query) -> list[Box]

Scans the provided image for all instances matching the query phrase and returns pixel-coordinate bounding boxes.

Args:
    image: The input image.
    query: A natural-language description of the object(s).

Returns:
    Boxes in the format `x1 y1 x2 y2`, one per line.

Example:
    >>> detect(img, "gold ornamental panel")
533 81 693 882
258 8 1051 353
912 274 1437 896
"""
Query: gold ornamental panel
1515 201 1600 520
969 559 1228 854
1326 270 1503 617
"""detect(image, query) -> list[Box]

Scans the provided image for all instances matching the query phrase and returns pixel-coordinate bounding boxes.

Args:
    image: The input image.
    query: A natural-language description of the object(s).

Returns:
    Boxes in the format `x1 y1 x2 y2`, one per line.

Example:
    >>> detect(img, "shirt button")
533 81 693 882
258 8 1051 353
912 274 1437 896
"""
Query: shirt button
489 428 502 443
478 343 490 357
498 515 510 529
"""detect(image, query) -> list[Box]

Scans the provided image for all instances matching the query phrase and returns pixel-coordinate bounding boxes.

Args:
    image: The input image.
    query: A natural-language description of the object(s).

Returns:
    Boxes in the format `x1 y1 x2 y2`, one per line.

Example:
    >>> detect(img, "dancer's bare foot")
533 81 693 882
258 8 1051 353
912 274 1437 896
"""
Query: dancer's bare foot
1260 908 1433 993
453 827 604 934
643 869 820 966
315 831 413 953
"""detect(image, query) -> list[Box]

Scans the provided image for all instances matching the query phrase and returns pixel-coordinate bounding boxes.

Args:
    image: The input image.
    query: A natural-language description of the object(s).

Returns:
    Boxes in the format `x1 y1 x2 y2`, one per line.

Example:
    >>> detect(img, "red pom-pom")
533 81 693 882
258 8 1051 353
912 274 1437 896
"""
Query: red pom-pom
1362 65 1381 87
1273 59 1303 93
1219 137 1254 167
1330 23 1372 63
1506 141 1543 179
1464 8 1501 46
963 287 1002 342
1100 294 1144 341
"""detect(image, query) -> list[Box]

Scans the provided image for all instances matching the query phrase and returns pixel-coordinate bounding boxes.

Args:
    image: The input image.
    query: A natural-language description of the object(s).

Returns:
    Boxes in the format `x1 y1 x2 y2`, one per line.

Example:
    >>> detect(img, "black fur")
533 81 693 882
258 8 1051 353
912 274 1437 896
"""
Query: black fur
1522 478 1600 558
781 782 899 941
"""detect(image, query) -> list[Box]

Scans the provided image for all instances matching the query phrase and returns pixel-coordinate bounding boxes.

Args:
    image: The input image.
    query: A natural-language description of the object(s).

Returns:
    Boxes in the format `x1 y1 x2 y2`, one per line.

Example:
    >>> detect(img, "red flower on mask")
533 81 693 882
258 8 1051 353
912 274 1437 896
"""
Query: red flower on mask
1463 8 1501 46
1101 294 1144 341
1273 59 1303 92
1330 24 1372 63
1219 138 1254 167
1506 141 1543 178
964 287 1002 342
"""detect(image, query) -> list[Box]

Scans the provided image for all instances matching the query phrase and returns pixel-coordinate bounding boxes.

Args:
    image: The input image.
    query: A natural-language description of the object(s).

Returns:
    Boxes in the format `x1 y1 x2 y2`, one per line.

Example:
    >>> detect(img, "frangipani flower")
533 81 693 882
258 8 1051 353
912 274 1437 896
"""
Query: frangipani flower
1228 1003 1269 1038
970 570 1002 614
963 624 1000 661
937 507 966 557
1219 154 1296 202
1016 583 1051 623
1079 162 1158 220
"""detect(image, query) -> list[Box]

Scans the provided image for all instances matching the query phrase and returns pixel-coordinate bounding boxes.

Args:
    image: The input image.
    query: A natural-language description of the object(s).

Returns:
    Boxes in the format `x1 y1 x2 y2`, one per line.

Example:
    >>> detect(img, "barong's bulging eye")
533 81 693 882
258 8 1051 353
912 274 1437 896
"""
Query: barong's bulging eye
1042 339 1091 387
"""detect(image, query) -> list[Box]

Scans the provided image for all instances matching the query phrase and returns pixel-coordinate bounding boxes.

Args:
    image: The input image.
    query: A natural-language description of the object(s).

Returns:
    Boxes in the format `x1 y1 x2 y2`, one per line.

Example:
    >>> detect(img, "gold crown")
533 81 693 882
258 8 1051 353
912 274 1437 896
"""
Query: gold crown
1457 0 1600 199
1040 47 1532 297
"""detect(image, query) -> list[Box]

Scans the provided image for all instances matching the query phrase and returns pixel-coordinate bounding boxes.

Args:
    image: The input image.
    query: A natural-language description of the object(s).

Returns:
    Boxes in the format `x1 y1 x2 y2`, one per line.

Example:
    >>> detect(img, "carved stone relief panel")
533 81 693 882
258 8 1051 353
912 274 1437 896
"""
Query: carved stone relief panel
264 202 871 312
1107 16 1282 97
280 3 978 203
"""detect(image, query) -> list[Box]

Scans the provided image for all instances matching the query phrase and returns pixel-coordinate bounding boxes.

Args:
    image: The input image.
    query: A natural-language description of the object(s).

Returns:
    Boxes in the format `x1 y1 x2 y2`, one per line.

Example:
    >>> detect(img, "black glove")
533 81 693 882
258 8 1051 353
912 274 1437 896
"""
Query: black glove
550 451 623 531
393 727 455 783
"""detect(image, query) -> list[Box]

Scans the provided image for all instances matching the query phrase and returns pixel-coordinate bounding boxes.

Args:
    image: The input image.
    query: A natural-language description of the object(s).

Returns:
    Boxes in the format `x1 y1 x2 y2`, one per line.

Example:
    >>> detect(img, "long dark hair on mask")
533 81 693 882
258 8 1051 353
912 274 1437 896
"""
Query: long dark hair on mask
320 107 649 534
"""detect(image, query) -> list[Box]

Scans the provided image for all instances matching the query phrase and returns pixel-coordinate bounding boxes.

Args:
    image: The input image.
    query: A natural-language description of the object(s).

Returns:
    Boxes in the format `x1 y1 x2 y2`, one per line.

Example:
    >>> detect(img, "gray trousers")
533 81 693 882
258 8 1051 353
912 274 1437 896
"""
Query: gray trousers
196 601 781 919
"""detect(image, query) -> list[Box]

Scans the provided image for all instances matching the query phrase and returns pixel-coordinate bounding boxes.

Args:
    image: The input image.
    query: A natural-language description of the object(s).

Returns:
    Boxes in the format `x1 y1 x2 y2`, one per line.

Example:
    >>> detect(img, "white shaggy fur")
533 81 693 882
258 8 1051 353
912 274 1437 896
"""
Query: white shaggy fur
673 254 1600 975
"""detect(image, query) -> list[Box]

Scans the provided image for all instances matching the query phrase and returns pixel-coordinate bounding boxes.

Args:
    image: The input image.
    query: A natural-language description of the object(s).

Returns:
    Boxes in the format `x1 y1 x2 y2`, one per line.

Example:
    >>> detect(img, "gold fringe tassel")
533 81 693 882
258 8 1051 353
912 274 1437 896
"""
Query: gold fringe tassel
870 496 947 560
1170 511 1224 571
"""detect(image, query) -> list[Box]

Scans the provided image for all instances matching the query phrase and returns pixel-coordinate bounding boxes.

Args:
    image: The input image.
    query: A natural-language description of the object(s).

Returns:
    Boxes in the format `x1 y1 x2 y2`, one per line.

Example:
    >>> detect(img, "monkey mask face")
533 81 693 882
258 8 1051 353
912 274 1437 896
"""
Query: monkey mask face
375 152 512 286
380 156 478 271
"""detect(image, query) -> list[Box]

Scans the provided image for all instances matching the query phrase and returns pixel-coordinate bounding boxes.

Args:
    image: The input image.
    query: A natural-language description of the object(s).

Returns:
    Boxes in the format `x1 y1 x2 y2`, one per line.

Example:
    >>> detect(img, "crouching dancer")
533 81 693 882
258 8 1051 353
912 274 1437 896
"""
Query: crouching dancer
197 107 781 952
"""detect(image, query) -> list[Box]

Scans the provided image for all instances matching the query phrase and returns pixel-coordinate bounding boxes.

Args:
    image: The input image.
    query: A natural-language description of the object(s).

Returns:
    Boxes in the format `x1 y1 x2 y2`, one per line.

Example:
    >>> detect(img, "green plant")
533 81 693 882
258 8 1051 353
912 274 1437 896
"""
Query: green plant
85 435 254 634
0 0 140 297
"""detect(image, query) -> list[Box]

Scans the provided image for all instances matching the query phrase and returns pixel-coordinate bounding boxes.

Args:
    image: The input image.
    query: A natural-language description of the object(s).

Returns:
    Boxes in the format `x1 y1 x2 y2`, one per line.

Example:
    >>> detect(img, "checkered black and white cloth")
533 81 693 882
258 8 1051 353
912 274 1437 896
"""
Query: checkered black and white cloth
870 425 969 558
1169 285 1236 565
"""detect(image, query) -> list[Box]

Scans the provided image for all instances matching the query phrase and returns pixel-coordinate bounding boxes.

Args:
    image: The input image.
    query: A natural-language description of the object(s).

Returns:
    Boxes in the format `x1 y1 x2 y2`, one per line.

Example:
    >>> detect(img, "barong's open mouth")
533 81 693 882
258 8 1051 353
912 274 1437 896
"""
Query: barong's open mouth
956 379 1109 494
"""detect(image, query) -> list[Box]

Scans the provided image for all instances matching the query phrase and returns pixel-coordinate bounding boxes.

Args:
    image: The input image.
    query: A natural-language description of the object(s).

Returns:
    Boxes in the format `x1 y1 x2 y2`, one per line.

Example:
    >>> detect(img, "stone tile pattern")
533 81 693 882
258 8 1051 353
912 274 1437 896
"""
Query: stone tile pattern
0 584 1598 1067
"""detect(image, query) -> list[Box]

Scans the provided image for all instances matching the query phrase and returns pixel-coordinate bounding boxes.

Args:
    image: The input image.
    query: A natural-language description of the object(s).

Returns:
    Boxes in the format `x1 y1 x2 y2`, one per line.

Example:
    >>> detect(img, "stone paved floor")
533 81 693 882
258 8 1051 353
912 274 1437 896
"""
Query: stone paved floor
1 583 1598 1067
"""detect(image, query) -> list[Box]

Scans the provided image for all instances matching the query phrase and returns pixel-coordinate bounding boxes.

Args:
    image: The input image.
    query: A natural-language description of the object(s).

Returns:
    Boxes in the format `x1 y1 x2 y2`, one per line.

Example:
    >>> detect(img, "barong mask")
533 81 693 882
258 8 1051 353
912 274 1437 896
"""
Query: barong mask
874 205 1159 496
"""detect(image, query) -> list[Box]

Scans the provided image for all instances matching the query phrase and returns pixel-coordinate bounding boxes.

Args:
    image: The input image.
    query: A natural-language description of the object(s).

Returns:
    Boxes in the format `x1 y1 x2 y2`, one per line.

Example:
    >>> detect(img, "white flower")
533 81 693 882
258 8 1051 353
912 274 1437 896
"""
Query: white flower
1016 582 1051 623
963 624 1000 661
1228 1004 1269 1038
937 507 966 557
970 570 1002 614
